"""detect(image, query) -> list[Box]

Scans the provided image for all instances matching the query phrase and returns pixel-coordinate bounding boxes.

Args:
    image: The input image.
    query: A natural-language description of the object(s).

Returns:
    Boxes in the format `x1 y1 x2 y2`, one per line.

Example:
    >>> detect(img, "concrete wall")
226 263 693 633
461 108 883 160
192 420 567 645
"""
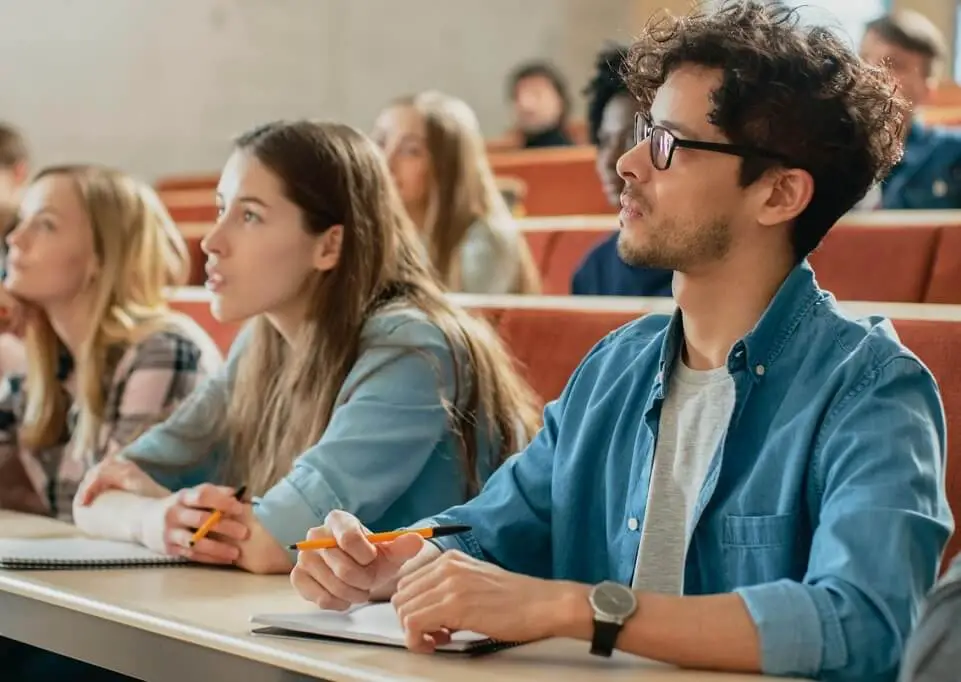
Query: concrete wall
1 0 639 181
3 0 954 182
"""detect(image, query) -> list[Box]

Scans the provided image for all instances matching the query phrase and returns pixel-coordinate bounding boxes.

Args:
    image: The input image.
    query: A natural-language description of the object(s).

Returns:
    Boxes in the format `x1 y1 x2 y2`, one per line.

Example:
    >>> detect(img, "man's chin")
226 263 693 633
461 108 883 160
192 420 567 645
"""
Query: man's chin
616 231 667 270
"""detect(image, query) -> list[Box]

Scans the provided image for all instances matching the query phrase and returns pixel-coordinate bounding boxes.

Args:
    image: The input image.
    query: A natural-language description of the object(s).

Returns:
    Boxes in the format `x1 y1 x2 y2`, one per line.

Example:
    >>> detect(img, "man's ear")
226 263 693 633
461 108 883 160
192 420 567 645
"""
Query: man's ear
756 168 815 228
312 224 344 271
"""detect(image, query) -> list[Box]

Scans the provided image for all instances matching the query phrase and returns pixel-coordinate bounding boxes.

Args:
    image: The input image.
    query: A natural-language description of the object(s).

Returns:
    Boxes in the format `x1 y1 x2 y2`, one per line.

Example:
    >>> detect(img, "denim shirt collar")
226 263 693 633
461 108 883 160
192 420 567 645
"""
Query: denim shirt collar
655 261 823 392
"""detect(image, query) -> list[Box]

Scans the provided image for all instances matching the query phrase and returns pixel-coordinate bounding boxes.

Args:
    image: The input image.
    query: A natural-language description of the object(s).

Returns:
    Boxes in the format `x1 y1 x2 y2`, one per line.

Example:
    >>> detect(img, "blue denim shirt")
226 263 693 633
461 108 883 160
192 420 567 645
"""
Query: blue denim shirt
123 306 499 550
882 121 961 209
428 262 952 681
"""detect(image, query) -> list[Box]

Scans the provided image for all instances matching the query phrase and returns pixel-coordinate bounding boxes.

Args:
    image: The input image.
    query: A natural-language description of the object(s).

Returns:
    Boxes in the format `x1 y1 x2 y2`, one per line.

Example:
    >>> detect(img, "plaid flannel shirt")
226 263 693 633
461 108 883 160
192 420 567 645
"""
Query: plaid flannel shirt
0 323 222 520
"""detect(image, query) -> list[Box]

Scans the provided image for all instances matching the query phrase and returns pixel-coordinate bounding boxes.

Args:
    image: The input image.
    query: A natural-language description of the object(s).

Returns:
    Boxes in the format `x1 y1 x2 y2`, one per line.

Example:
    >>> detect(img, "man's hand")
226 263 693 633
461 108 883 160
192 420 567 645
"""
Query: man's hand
291 510 434 610
391 550 590 653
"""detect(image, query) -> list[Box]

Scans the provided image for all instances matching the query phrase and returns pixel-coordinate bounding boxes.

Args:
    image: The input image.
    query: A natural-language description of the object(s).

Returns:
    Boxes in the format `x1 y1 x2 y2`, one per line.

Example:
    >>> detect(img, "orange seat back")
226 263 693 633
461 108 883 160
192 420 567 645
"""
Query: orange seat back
489 147 609 216
894 319 961 568
808 225 940 302
495 306 638 403
926 226 961 303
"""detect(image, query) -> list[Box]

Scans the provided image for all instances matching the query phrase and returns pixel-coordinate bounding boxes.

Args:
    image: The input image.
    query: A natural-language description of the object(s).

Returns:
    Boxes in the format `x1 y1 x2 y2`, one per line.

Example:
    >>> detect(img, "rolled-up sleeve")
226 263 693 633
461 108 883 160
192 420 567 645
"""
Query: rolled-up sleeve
735 356 953 681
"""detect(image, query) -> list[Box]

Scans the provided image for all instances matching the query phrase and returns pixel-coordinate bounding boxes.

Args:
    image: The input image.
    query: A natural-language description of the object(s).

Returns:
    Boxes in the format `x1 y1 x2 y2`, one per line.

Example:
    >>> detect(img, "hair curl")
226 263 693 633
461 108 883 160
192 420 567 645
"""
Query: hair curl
625 0 907 261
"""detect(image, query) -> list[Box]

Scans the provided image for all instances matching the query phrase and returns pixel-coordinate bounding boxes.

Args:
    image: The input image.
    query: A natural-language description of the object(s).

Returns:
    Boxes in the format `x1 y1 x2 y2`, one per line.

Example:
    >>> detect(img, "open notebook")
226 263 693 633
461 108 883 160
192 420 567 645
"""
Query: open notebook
0 538 189 570
250 602 517 655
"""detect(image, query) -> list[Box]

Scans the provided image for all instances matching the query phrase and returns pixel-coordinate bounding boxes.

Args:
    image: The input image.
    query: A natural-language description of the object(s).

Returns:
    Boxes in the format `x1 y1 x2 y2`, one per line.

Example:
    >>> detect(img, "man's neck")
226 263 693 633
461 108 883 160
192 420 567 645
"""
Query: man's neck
674 247 795 371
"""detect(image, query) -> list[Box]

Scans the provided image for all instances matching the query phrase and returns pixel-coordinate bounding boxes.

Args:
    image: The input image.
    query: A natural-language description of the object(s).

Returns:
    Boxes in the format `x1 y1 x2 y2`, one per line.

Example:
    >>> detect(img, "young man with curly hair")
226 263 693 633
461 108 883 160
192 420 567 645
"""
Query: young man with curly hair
288 3 951 680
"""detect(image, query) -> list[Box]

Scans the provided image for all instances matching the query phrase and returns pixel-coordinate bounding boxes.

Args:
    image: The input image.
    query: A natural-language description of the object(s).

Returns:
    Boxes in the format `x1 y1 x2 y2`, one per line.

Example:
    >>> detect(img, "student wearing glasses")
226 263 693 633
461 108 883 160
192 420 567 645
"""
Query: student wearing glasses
289 3 950 681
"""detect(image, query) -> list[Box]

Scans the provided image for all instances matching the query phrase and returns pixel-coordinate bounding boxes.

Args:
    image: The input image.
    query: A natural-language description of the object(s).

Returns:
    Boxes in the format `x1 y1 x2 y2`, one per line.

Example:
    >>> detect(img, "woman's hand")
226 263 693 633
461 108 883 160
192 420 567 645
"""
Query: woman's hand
74 457 171 507
138 484 250 564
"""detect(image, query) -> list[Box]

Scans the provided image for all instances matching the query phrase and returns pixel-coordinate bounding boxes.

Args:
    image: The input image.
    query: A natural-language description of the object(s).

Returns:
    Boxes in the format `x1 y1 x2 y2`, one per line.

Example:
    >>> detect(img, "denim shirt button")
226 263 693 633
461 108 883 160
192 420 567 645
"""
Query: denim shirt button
755 364 766 376
627 517 639 531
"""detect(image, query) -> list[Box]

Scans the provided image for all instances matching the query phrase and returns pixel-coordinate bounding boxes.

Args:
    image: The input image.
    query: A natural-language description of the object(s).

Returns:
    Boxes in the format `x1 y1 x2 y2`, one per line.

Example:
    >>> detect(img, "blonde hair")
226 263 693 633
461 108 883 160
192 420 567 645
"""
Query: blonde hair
21 165 190 457
223 121 541 497
396 92 540 294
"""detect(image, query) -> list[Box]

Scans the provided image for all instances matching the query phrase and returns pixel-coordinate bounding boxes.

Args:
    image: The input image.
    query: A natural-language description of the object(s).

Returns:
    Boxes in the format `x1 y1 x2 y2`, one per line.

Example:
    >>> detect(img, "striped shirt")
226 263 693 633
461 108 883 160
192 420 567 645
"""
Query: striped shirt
0 318 222 520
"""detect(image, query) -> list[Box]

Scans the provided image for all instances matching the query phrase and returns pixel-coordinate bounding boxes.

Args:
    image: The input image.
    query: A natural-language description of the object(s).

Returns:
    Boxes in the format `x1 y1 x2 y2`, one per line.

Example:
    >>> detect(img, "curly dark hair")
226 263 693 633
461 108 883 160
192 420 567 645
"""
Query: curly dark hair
584 44 630 145
625 0 907 262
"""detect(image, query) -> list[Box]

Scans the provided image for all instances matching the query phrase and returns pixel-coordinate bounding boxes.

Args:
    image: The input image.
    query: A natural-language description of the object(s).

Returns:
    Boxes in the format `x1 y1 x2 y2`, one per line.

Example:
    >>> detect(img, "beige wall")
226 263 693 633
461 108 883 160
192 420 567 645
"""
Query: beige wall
895 0 957 80
3 0 636 181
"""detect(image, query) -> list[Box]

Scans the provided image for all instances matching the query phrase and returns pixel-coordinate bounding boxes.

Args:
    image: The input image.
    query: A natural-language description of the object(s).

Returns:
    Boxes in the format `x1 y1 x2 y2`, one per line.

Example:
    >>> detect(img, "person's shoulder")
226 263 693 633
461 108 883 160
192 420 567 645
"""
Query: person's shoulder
810 299 932 385
575 312 671 376
125 315 224 374
923 124 961 158
573 231 619 283
362 305 450 352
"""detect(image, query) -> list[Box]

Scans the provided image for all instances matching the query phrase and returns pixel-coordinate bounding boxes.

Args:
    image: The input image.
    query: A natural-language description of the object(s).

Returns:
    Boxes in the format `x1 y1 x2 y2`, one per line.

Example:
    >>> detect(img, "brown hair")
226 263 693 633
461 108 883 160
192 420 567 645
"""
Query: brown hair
21 165 190 454
626 0 907 262
224 120 541 497
0 123 27 169
393 92 541 294
866 11 947 79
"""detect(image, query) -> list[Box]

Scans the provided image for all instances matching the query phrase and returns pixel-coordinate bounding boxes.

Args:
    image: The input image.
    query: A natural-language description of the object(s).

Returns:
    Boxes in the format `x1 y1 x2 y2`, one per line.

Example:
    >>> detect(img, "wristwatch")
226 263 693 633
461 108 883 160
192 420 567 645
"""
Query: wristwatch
588 580 637 657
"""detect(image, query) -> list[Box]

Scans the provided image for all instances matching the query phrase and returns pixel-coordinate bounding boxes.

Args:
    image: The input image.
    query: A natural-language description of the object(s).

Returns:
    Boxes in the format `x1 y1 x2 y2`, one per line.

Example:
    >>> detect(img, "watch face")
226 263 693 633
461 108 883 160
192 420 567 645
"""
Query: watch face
591 582 636 618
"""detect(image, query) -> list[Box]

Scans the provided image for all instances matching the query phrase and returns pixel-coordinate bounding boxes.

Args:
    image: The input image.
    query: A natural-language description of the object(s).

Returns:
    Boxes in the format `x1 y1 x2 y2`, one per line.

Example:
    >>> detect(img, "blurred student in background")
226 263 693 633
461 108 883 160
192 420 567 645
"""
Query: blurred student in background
373 91 541 294
571 45 673 297
859 11 961 209
73 120 541 575
509 61 573 148
0 124 31 376
0 123 29 230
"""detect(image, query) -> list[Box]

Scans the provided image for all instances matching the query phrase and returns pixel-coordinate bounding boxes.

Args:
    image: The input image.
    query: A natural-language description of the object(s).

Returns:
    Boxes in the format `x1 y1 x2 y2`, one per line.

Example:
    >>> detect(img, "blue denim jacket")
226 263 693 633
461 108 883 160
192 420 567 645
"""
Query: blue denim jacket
882 121 961 209
123 307 499 550
429 262 952 681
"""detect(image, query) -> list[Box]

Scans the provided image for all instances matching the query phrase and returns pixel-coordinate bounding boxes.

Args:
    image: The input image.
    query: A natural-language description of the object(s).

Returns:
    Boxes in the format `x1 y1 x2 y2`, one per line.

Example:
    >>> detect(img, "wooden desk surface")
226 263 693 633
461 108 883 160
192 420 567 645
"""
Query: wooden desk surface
0 513 793 681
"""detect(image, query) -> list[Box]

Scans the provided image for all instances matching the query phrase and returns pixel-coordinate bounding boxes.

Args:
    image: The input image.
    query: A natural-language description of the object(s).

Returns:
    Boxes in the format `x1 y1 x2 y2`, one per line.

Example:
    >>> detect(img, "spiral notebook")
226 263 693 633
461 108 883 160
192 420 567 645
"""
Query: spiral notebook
0 538 189 570
250 602 517 655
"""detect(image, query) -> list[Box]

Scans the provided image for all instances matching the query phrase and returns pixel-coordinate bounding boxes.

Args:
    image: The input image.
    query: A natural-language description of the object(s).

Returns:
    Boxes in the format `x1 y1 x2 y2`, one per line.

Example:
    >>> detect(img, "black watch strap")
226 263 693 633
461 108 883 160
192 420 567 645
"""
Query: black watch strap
590 619 622 657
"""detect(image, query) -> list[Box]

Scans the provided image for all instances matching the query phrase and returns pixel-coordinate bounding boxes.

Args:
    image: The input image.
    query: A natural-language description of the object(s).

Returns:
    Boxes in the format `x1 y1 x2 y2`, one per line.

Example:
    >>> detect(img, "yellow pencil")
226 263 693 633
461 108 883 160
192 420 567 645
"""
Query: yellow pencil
287 524 471 551
188 485 247 547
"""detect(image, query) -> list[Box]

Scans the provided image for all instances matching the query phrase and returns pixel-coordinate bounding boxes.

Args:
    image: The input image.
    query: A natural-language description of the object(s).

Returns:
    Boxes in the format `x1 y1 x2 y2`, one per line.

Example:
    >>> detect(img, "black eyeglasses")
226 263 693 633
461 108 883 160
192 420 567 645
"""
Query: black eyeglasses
634 113 791 171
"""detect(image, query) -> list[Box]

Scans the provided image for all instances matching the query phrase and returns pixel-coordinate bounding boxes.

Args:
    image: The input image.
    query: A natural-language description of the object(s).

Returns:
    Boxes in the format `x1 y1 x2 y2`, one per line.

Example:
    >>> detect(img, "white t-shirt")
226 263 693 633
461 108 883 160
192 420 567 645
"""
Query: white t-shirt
631 360 736 594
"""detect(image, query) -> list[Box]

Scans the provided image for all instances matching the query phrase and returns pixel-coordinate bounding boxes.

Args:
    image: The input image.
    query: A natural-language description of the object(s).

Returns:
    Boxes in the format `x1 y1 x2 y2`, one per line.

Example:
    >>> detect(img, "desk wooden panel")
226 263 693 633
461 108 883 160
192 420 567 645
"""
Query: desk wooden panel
0 513 793 681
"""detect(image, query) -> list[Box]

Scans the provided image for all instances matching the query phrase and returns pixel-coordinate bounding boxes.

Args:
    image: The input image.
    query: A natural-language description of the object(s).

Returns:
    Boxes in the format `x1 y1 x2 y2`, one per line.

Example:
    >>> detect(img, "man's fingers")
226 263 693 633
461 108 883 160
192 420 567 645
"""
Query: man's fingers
379 533 425 566
322 547 378 591
298 551 370 605
326 511 377 565
291 564 351 611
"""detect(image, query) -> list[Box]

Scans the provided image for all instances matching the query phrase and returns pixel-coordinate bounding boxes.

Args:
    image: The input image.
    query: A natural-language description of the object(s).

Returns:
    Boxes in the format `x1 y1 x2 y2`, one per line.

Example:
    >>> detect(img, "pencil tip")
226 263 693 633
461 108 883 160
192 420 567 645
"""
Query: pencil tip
286 544 298 550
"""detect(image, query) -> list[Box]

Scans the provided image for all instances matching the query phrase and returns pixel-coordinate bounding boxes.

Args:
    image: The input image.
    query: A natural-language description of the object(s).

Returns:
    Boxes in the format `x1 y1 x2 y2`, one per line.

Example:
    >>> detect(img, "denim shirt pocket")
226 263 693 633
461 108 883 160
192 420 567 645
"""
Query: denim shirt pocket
721 512 802 588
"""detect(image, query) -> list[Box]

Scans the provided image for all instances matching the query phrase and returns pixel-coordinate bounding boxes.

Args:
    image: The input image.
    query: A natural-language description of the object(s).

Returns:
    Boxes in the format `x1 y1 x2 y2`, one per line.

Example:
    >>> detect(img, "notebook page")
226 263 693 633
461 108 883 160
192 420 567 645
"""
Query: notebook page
250 602 488 651
0 537 183 564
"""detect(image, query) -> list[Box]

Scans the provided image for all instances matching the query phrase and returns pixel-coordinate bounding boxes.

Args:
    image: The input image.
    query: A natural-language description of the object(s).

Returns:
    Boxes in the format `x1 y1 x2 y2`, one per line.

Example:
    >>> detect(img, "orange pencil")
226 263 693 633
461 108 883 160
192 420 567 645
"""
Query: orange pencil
188 485 247 547
287 524 471 551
